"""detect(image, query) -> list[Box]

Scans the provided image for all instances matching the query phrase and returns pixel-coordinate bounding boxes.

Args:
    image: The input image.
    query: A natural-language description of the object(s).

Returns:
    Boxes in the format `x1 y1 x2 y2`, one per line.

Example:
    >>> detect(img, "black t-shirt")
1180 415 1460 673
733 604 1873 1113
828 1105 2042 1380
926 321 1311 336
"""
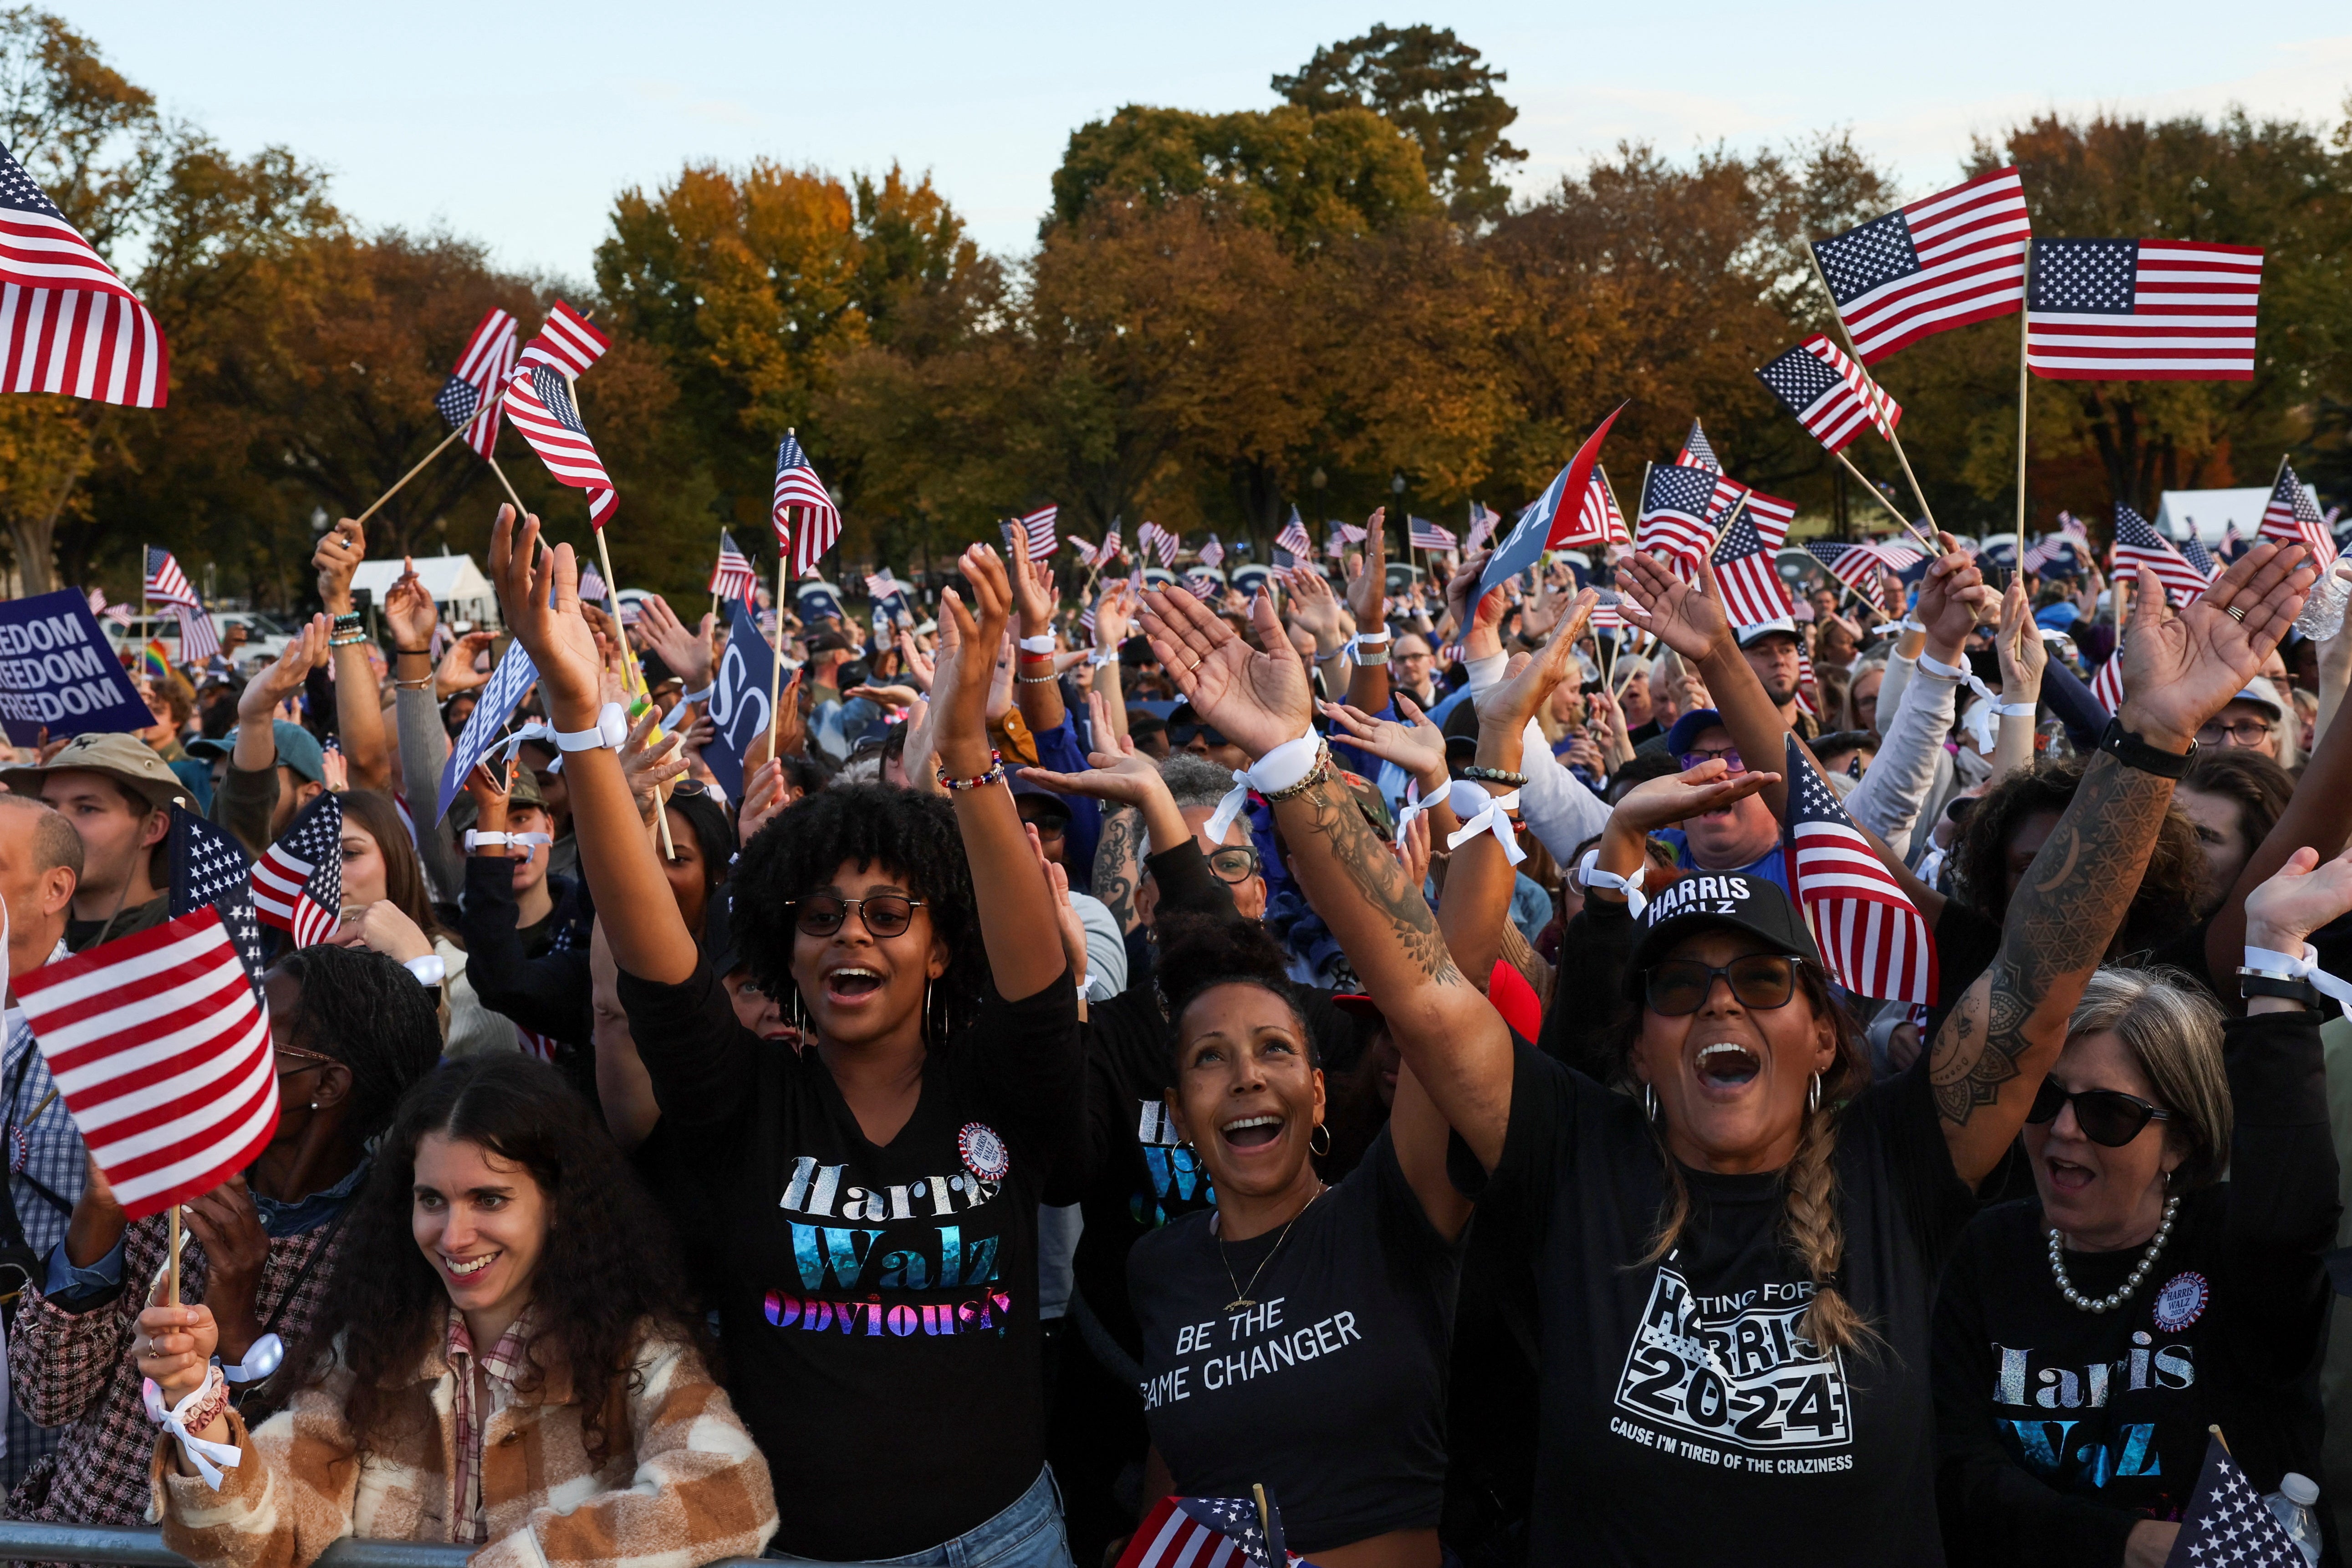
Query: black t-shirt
1931 1010 2337 1567
1460 1042 1977 1566
613 955 1084 1562
1130 1128 1465 1554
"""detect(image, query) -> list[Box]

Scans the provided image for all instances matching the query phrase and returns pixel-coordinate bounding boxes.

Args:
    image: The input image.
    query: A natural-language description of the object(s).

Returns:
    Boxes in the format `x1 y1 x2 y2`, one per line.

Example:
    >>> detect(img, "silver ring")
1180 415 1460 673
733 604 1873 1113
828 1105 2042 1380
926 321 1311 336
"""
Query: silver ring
2225 604 2247 623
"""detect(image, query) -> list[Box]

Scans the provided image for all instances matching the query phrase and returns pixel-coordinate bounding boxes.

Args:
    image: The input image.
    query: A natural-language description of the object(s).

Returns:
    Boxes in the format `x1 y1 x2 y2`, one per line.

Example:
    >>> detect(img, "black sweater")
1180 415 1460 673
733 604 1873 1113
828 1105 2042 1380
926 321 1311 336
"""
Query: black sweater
458 855 596 1092
1932 1008 2340 1565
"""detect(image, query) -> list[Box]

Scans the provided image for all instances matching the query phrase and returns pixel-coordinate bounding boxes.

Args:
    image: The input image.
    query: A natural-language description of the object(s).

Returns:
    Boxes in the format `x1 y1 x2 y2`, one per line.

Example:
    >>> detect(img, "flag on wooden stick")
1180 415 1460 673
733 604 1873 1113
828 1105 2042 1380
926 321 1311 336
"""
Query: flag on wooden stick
504 363 617 525
0 143 168 407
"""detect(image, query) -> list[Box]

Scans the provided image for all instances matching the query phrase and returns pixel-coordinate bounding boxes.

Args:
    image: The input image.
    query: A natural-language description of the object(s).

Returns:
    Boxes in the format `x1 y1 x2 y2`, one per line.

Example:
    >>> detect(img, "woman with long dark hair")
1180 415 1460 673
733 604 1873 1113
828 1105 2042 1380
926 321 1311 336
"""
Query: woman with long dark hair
487 513 1085 1567
1134 541 2311 1565
332 788 516 1056
136 1054 776 1565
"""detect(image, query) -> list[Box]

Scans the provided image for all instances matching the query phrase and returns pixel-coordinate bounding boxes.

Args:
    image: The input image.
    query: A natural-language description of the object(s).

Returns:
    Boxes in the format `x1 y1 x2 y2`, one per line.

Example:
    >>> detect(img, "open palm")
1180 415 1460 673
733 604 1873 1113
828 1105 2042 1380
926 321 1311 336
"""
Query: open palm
2117 545 2312 746
1141 582 1311 758
1613 761 1782 836
1616 552 1730 662
1481 588 1597 733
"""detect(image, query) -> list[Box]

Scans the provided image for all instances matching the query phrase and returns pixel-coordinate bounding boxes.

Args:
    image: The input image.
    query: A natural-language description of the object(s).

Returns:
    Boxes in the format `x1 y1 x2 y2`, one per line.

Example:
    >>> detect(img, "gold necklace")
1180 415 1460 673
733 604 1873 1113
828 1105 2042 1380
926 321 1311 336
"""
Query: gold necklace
1217 1185 1324 1312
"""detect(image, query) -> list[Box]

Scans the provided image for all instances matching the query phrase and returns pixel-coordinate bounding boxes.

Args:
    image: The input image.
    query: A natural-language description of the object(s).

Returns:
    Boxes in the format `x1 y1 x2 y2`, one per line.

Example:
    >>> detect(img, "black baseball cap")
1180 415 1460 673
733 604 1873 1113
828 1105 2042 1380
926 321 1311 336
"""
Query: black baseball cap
1625 870 1822 993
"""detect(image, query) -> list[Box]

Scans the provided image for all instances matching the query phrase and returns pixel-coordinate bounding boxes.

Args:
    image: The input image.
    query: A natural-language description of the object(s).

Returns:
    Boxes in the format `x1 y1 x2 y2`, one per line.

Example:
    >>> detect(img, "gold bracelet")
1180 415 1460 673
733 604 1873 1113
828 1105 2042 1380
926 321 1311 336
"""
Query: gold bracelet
1258 743 1331 803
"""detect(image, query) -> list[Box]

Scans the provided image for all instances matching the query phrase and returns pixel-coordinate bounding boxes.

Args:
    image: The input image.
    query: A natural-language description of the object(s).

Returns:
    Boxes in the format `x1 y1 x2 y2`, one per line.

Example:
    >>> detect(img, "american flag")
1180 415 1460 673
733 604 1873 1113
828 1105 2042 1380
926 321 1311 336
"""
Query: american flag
1138 521 1179 568
2164 1434 2306 1567
770 433 840 575
1783 736 1935 1004
1812 167 2032 363
2113 504 2213 606
2020 534 2076 574
2222 521 2246 560
1407 517 1457 553
2258 461 2335 567
434 306 518 460
1464 501 1500 552
1116 1494 1313 1568
2026 240 2263 381
577 563 608 604
1757 343 1880 453
709 531 758 606
1711 503 1794 628
1801 334 1901 440
865 567 901 601
1276 506 1314 562
2089 652 2125 714
1795 645 1820 719
1677 419 1719 471
145 546 219 659
0 142 168 408
1637 464 1719 573
251 791 343 950
2057 511 2090 544
1019 503 1059 560
2179 534 2219 579
516 299 610 379
1804 540 1909 613
1195 534 1225 570
1588 587 1632 629
1097 520 1123 565
1741 488 1796 551
504 363 617 525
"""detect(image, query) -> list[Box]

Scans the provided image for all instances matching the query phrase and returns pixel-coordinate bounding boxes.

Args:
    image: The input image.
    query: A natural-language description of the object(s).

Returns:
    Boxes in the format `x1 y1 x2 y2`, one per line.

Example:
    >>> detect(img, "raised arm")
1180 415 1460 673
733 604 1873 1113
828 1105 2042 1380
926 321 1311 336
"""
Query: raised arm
1988 580 2046 779
314 520 390 792
1933 546 2314 1184
1139 580 1515 1168
1341 509 1392 714
1009 526 1068 737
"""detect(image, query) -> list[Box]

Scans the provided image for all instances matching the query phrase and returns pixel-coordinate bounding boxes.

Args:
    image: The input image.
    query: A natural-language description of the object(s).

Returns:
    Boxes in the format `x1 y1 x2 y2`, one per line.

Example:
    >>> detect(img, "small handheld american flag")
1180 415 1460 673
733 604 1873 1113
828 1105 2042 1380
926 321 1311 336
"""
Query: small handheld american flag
1276 507 1314 562
1811 167 2031 363
1783 735 1935 1005
516 300 610 379
1636 464 1719 575
504 363 617 525
1464 501 1500 553
1117 1492 1319 1568
0 143 168 407
251 792 343 950
1711 502 1795 629
1097 520 1123 565
1407 518 1458 553
1018 504 1059 560
2026 240 2263 382
1138 521 1179 568
1756 343 1882 454
1741 488 1796 552
771 433 840 575
2163 1433 2308 1567
1677 418 1719 471
435 306 519 460
2113 504 2214 607
709 531 759 606
1195 534 1226 571
1801 334 1901 441
145 547 219 661
2258 461 2335 568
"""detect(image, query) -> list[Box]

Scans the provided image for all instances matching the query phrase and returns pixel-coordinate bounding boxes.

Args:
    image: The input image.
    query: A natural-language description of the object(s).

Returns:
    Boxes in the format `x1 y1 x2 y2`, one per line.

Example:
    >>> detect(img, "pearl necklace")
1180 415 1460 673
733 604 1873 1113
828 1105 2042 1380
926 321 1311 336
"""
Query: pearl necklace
2047 1194 2180 1313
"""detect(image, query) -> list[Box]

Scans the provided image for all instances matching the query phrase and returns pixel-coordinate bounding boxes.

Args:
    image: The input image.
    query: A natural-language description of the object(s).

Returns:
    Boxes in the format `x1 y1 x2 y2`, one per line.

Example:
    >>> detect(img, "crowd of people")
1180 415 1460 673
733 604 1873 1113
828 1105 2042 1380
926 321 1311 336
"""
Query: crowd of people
0 498 2347 1568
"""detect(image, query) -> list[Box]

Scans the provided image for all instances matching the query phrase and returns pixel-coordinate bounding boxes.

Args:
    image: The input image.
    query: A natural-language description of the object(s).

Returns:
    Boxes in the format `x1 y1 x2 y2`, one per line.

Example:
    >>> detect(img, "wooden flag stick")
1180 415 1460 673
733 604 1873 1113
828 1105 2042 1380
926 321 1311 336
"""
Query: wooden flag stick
2014 237 2033 557
355 423 470 526
587 523 674 858
711 525 725 623
768 518 791 766
486 455 526 517
167 1206 180 1306
1832 450 1938 553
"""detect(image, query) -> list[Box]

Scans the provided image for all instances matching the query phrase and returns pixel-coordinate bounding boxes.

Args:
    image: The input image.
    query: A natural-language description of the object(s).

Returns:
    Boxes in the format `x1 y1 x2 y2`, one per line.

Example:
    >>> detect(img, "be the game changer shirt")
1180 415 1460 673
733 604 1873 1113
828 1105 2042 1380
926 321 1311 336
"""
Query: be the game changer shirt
617 957 1082 1563
1459 1042 1976 1566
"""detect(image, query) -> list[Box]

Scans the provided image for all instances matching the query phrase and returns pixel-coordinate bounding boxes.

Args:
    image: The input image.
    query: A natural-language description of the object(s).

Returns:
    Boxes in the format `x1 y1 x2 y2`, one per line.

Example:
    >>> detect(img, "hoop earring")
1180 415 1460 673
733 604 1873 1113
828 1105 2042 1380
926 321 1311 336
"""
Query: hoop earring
1309 1122 1332 1157
1808 1072 1821 1113
923 977 932 1042
1643 1083 1658 1122
792 987 808 1038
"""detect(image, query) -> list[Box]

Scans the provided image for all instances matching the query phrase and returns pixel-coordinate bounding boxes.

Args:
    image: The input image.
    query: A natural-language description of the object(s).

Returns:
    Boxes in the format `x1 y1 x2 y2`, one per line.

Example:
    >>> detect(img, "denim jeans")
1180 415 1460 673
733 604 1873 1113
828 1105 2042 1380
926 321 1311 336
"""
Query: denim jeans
764 1466 1076 1568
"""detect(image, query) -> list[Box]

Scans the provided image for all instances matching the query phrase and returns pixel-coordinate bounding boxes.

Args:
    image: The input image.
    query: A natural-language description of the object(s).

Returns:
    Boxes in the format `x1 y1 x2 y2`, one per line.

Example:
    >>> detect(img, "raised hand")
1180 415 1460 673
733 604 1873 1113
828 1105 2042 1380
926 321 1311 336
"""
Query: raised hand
489 507 605 727
1322 694 1448 795
237 614 330 725
1009 525 1058 637
1914 536 1997 659
383 557 437 650
635 594 716 692
619 708 689 823
1140 580 1312 759
2117 542 2313 750
1345 509 1388 632
313 518 364 614
1616 552 1730 663
1092 579 1138 650
2244 842 2352 955
1610 759 1781 837
1477 587 1598 739
1995 579 2046 699
1442 550 1503 657
935 545 1012 776
436 630 496 698
1021 735 1170 808
137 1302 219 1404
898 629 935 692
739 758 790 838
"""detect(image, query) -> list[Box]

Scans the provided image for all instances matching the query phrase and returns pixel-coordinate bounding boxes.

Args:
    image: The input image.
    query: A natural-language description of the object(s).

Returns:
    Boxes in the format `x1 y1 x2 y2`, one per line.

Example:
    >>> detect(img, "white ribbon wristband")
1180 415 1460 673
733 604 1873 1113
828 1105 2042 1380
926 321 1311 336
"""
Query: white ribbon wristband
680 681 715 705
403 954 446 987
1446 788 1526 866
1205 732 1321 842
464 830 553 852
1573 846 1648 917
143 1373 241 1489
1994 701 2038 719
555 702 628 754
2245 945 2352 1008
1018 634 1056 654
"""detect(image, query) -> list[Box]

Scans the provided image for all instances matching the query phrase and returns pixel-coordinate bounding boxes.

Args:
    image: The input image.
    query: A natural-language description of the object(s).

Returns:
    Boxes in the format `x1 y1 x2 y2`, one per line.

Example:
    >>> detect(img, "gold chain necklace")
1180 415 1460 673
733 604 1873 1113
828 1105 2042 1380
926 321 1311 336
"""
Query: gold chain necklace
1217 1185 1324 1313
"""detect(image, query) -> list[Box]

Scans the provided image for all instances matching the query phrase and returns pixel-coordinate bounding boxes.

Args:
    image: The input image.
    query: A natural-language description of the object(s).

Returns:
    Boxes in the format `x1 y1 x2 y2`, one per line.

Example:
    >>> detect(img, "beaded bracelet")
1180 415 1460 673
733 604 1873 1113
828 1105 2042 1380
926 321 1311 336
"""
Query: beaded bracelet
1258 742 1331 803
330 611 362 633
1015 671 1060 684
937 751 1008 791
327 632 369 648
1460 765 1529 787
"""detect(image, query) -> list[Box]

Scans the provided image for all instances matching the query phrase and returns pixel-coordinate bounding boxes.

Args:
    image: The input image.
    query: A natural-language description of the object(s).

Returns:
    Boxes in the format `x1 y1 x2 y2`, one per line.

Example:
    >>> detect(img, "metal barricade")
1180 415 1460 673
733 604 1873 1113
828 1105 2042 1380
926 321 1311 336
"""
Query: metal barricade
0 1521 768 1568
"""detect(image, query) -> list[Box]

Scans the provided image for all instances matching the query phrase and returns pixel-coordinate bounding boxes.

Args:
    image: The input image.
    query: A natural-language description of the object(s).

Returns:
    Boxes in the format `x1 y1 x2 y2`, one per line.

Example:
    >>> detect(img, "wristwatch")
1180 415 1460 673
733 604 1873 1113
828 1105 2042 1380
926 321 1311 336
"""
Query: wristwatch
2097 718 2195 780
555 702 628 754
2238 969 2321 1007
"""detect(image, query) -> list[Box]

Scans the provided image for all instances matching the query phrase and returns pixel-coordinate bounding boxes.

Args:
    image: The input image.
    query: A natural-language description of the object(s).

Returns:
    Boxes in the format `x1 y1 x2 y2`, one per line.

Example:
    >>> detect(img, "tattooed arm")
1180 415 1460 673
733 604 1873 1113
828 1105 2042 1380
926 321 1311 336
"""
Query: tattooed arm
1092 806 1144 933
1137 576 1515 1170
1932 545 2315 1184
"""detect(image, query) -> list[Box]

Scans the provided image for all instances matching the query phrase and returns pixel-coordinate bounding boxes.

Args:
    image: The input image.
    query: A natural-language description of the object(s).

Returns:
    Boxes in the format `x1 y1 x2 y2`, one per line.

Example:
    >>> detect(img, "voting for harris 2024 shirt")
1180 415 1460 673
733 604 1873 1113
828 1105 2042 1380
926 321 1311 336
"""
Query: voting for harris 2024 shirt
615 958 1083 1564
1462 1041 1977 1567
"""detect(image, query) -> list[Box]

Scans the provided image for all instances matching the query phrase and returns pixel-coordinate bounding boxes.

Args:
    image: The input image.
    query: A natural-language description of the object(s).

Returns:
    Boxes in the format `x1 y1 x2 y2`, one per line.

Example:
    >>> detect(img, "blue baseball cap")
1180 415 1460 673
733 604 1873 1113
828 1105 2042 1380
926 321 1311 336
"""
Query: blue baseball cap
1663 708 1729 760
271 721 327 784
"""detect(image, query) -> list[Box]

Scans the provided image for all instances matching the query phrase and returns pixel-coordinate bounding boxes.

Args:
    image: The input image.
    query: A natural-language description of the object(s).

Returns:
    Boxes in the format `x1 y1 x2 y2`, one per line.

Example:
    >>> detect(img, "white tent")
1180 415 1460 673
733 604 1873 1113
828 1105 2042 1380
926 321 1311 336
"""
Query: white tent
2156 485 2319 544
349 554 499 626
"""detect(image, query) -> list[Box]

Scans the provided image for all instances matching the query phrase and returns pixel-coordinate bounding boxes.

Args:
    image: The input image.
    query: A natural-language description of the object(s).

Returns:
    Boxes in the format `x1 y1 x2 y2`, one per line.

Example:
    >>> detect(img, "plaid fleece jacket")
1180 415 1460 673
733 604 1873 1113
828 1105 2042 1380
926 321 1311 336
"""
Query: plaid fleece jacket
8 1212 343 1528
150 1322 777 1568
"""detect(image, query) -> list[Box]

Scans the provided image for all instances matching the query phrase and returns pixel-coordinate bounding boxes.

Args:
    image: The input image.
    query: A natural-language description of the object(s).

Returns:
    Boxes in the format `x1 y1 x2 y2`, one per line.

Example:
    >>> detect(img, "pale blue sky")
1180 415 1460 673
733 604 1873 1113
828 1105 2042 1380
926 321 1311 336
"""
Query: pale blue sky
52 2 2352 278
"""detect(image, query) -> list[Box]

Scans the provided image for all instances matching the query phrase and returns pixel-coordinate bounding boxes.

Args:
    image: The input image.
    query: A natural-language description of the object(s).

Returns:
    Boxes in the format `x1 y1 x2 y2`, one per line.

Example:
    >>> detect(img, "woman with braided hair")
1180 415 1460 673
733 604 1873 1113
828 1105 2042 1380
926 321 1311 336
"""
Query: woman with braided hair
1137 533 2314 1566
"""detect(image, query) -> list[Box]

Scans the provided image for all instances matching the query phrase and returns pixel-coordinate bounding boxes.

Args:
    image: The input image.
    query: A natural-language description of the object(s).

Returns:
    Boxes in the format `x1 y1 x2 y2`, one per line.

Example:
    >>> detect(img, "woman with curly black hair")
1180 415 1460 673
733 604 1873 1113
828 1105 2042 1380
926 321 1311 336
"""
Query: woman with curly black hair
486 513 1084 1568
135 1054 778 1568
1127 916 1469 1568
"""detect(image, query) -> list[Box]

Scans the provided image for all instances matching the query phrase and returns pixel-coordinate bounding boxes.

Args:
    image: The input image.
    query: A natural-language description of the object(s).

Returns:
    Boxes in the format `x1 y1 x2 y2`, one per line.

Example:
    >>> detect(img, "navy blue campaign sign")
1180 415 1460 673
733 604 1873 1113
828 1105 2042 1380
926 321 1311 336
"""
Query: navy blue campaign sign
0 589 151 745
1479 402 1628 601
703 596 778 799
435 638 539 822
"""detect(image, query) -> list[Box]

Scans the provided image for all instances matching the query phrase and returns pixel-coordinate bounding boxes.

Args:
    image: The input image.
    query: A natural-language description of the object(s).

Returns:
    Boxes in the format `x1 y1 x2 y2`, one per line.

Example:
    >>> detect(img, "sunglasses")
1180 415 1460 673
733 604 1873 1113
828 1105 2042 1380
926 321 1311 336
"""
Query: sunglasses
1208 845 1262 884
2025 1081 2173 1147
788 894 925 939
1643 955 1797 1016
1171 722 1230 749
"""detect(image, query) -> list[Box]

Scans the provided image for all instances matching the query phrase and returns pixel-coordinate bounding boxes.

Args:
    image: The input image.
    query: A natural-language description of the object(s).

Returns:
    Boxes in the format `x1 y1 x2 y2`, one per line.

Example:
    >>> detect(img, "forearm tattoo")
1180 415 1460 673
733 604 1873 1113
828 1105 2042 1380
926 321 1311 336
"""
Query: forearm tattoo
1094 805 1143 933
1290 776 1464 987
1930 751 2173 1125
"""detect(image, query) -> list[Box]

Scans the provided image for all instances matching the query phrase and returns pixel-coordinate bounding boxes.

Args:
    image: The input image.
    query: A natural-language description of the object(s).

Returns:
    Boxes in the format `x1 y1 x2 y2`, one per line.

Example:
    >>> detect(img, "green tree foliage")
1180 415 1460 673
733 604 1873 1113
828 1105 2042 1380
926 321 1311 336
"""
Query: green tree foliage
1272 23 1526 222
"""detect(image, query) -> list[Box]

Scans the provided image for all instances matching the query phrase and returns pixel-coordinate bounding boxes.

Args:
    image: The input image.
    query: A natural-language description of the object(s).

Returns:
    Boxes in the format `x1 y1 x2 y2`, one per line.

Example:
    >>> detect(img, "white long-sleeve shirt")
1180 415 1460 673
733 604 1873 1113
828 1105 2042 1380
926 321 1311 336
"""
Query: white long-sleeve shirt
1461 652 1612 863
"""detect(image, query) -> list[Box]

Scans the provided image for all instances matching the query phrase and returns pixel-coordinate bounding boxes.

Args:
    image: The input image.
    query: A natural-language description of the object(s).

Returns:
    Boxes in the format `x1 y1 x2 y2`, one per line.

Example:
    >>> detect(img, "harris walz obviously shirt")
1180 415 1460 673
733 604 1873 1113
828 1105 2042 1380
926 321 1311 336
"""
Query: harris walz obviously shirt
615 957 1083 1562
1462 1042 1976 1566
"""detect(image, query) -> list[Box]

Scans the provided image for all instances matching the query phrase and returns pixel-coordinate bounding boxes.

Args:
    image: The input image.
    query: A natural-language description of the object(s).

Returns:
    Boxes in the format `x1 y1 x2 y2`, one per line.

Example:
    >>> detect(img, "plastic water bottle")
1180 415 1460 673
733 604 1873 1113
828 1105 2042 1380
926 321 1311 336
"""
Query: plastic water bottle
2261 1472 2323 1566
2292 560 2352 643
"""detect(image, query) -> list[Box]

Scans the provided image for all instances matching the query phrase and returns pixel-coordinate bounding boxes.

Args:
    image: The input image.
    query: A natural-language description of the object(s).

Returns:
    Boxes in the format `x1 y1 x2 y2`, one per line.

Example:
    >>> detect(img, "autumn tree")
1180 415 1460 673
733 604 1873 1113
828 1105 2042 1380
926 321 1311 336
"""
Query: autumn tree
1272 23 1525 223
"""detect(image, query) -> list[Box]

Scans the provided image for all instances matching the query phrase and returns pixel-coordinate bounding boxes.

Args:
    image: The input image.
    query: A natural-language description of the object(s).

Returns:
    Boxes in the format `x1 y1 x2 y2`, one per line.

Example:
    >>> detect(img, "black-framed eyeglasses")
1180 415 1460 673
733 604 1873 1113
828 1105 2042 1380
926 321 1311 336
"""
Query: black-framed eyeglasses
1207 845 1262 884
1643 955 1796 1016
2025 1081 2173 1147
1677 746 1744 774
789 894 925 939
